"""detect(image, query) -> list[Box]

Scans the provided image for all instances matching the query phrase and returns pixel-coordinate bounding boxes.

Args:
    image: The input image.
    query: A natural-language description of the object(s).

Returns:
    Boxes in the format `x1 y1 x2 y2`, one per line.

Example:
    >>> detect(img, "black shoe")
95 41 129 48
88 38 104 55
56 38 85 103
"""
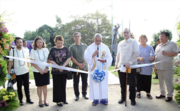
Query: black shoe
26 99 34 104
57 103 63 106
63 101 68 104
131 100 136 106
44 103 49 106
83 95 89 99
75 96 79 101
39 104 44 107
153 75 158 79
118 99 124 104
20 101 24 106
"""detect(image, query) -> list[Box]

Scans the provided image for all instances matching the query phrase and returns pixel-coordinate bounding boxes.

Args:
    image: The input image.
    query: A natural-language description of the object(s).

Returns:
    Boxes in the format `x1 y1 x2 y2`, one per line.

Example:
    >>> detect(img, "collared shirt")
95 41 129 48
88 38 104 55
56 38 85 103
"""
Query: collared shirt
30 48 49 72
9 47 29 75
155 40 178 70
69 43 88 71
116 38 139 68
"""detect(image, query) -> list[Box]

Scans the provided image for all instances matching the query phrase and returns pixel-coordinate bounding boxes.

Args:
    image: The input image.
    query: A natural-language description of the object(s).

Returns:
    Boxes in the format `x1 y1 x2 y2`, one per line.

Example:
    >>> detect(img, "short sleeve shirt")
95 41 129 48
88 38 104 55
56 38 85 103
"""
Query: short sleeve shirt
69 43 88 71
155 41 178 70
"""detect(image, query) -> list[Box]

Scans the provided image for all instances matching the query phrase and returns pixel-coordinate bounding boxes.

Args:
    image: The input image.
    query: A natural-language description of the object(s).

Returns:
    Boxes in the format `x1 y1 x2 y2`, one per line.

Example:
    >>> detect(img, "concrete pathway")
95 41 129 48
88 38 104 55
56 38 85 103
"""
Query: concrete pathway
2 71 180 111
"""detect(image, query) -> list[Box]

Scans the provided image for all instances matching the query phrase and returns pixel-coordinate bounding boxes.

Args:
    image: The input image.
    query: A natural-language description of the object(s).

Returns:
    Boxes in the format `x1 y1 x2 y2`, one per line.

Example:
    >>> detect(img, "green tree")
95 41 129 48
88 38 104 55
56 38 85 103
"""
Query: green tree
24 30 38 40
62 11 112 47
117 33 124 43
42 29 50 43
37 24 56 46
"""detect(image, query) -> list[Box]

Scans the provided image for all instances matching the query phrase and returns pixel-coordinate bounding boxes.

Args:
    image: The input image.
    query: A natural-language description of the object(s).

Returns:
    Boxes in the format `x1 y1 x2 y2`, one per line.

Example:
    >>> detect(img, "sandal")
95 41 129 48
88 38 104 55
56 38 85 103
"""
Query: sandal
137 93 141 98
92 100 99 106
147 94 153 99
100 99 108 105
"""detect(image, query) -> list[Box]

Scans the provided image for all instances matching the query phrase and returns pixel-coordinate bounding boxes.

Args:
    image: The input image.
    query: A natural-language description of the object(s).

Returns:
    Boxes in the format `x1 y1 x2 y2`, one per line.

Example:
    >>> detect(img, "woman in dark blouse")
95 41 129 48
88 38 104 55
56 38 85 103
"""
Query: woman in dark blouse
48 35 71 106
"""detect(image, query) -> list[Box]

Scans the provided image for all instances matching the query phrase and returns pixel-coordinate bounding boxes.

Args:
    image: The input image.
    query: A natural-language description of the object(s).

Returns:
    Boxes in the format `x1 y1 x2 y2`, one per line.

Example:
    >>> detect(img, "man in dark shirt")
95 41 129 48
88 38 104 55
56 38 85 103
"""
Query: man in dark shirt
69 32 89 101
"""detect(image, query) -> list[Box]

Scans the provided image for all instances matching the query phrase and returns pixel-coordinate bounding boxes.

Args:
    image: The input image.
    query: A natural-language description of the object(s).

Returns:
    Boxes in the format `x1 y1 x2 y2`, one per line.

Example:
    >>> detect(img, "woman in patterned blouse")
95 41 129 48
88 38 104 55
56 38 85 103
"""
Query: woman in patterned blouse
48 35 71 106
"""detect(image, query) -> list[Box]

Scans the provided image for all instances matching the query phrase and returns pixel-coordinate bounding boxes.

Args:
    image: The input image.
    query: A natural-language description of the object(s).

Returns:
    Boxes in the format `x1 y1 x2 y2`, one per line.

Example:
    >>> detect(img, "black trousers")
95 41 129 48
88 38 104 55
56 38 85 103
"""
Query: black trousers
52 74 67 103
16 72 30 101
118 69 136 101
73 72 88 97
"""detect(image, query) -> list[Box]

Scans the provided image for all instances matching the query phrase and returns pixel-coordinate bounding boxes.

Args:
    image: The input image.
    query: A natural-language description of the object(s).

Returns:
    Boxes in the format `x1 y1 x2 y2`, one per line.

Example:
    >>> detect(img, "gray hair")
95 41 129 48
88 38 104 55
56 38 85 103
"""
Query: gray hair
94 33 102 40
73 32 81 37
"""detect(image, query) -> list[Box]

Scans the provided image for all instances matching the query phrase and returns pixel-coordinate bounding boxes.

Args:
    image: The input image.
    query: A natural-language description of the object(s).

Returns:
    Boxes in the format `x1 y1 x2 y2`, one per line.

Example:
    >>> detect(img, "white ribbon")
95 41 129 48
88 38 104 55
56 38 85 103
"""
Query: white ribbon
111 57 173 72
6 56 88 74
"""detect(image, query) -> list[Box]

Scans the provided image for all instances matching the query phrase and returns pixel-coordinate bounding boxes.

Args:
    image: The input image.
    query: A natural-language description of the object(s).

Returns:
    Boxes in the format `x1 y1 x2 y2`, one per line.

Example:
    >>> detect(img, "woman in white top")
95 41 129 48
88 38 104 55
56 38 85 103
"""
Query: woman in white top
30 36 50 107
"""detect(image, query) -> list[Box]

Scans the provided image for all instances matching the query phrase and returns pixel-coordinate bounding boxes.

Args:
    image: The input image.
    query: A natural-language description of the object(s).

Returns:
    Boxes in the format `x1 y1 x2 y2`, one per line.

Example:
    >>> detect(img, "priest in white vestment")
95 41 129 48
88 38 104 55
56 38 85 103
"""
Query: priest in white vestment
84 33 112 106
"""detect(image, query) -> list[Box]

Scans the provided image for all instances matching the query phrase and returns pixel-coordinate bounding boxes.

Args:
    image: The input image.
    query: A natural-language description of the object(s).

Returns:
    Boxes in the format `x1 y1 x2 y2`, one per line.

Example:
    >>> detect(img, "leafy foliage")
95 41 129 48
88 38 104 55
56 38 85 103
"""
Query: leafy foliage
23 11 113 48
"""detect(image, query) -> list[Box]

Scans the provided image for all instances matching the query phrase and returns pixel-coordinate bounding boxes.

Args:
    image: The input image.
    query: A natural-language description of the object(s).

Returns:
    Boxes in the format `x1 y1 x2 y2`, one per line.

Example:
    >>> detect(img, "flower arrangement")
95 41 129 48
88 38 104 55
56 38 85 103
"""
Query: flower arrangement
92 69 106 83
0 17 14 86
0 14 19 111
0 88 19 111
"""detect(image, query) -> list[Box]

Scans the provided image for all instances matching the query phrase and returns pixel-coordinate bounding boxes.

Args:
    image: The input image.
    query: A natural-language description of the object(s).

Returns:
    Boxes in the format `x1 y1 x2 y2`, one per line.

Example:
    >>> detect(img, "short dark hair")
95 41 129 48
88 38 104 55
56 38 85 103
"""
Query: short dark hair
161 31 169 38
157 38 159 41
23 40 26 43
73 32 81 37
14 37 22 43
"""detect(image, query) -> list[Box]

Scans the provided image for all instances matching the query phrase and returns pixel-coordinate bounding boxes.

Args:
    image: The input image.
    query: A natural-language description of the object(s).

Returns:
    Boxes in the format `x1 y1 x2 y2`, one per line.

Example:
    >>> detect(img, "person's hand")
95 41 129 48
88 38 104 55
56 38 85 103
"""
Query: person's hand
139 57 145 62
92 50 99 58
149 56 154 61
162 50 169 56
39 69 44 75
59 69 63 72
115 65 118 69
78 63 85 70
114 65 118 72
6 74 11 79
125 63 130 69
44 68 48 73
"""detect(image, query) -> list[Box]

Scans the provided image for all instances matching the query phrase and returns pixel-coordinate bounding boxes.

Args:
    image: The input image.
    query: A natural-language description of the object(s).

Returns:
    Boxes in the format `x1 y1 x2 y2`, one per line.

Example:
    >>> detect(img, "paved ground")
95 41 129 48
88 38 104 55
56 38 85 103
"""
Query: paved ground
3 71 180 111
15 85 180 111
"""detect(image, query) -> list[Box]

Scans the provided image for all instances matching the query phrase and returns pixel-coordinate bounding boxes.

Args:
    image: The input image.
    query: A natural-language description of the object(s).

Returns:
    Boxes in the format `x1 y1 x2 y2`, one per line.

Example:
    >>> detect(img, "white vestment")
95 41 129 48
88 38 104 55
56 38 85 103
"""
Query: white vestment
84 42 112 100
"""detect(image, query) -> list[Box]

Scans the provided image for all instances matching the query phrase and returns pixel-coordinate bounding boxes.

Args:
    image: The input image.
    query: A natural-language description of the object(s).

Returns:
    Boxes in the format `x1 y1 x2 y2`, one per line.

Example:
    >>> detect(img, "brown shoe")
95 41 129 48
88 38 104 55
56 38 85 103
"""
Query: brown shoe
165 97 172 102
156 94 165 99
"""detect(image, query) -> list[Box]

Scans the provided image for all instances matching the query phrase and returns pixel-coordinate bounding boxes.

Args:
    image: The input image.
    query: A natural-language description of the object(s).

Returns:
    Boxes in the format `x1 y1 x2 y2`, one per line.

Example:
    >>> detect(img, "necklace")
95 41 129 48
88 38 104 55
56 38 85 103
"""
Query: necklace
37 49 45 62
16 48 25 66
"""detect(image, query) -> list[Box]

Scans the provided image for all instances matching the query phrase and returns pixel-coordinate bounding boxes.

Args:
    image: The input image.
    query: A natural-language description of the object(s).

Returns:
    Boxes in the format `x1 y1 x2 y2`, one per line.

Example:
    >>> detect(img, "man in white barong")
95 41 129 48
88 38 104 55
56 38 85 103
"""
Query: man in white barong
84 33 112 106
